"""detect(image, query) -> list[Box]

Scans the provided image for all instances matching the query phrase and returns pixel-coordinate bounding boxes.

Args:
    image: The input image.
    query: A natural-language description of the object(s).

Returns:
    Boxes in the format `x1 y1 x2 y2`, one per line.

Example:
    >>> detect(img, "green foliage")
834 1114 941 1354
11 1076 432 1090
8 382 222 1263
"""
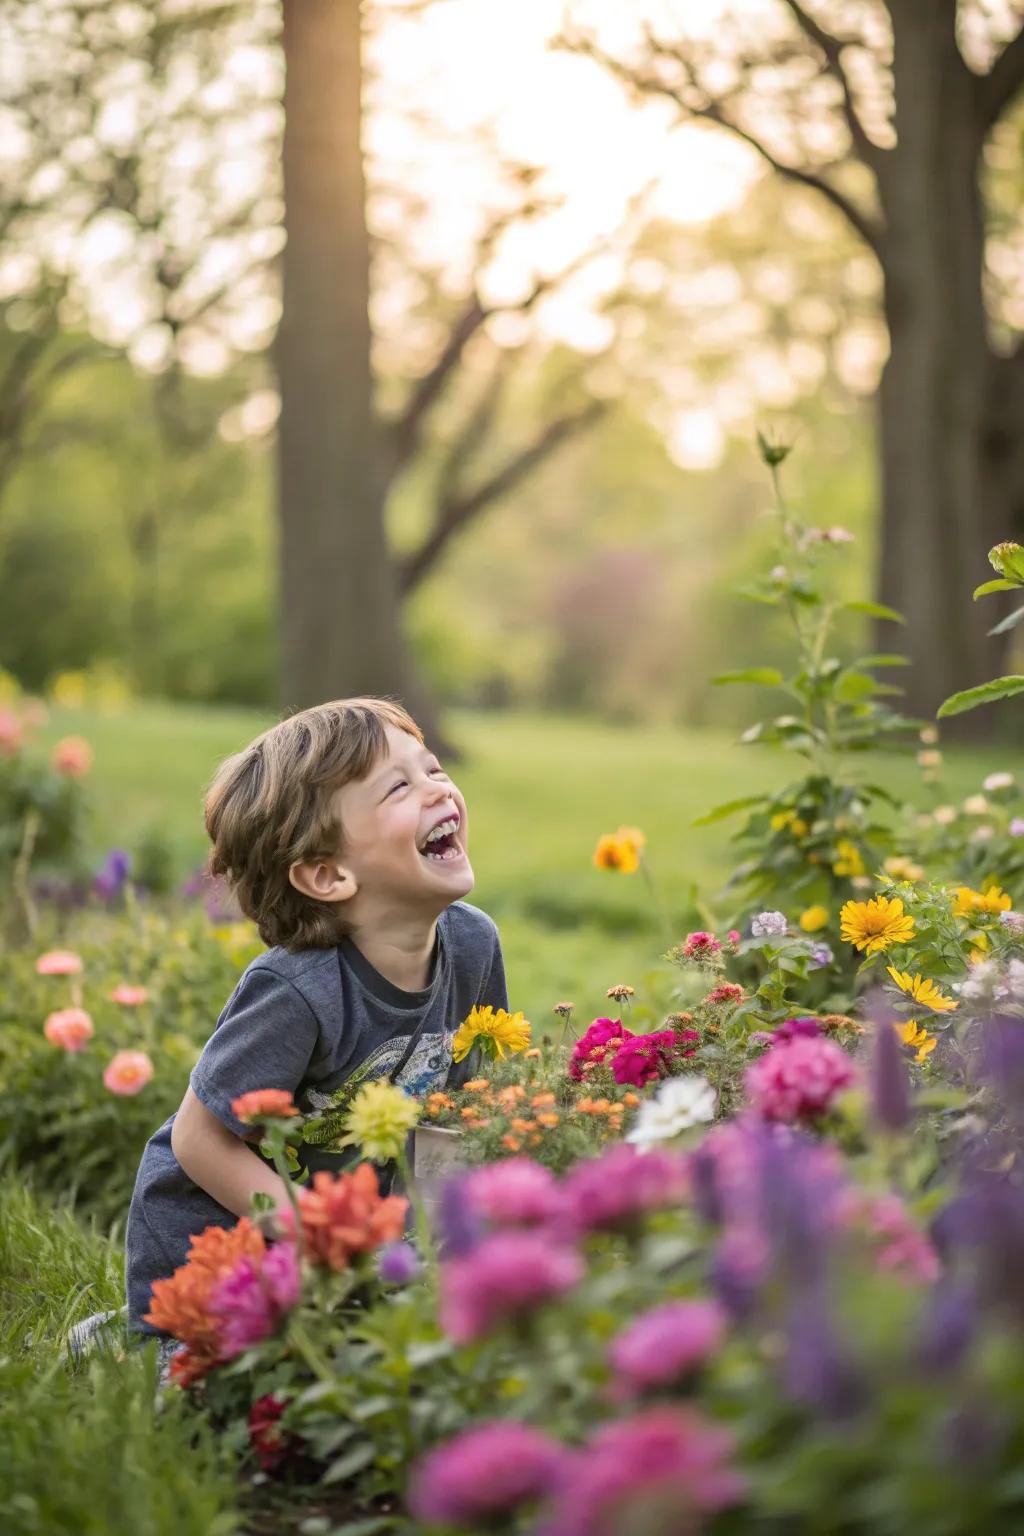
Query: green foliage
939 544 1024 718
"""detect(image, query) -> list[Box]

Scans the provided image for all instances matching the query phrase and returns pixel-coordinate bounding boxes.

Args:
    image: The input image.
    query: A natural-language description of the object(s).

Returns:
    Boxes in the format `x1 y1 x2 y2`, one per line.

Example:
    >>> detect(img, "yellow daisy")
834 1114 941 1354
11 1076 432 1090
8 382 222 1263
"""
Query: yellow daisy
453 1005 532 1064
799 905 829 933
953 884 1012 918
840 895 915 954
895 1018 937 1064
592 832 641 874
886 966 958 1013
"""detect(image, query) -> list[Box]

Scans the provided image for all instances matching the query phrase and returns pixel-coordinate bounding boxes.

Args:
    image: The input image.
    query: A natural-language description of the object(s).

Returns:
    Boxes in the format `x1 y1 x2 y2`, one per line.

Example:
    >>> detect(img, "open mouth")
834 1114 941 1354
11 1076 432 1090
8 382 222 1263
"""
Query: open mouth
418 816 464 863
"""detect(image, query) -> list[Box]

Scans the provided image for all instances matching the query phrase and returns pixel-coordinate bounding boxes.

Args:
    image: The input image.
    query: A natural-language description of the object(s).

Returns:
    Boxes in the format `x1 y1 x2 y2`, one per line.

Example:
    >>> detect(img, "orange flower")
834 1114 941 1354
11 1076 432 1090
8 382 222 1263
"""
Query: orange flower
35 949 83 976
593 832 641 874
497 1085 526 1108
43 1007 93 1052
145 1219 266 1378
293 1165 407 1271
531 1092 556 1108
622 1092 641 1107
463 1078 491 1093
109 984 150 1007
590 1097 611 1114
231 1089 300 1124
501 1134 522 1151
524 1047 542 1059
103 1049 154 1096
510 1117 533 1133
461 1106 481 1120
51 736 93 777
536 1112 560 1128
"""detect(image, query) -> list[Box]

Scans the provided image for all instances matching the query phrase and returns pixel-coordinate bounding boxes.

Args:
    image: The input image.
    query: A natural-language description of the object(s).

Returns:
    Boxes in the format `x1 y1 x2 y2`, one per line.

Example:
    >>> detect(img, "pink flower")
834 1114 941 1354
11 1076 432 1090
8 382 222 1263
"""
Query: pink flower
439 1231 583 1344
608 1300 728 1394
465 1158 563 1227
727 930 741 946
540 1407 743 1535
866 1195 941 1285
682 931 722 960
705 984 744 1007
0 710 24 755
51 736 93 777
43 1007 94 1052
560 1144 687 1235
410 1422 571 1527
109 983 149 1006
611 1029 697 1088
103 1050 154 1095
569 1017 634 1081
771 1017 822 1045
745 1036 858 1123
35 949 83 976
211 1243 301 1359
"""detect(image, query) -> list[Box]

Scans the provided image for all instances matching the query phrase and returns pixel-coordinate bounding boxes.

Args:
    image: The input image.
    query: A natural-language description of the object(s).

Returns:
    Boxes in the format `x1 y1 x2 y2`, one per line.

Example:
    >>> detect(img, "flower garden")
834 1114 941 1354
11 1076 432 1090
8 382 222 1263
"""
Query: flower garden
6 451 1024 1535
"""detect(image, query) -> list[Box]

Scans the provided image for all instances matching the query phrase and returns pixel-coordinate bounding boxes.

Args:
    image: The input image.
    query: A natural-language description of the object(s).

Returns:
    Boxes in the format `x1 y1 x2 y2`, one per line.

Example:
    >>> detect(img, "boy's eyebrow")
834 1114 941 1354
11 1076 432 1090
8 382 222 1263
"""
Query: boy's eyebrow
369 746 433 791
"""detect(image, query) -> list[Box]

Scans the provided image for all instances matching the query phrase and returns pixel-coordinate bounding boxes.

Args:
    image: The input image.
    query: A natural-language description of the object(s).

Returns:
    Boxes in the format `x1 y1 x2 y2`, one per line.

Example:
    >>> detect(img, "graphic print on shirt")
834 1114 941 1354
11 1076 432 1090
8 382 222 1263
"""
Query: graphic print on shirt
300 1031 455 1150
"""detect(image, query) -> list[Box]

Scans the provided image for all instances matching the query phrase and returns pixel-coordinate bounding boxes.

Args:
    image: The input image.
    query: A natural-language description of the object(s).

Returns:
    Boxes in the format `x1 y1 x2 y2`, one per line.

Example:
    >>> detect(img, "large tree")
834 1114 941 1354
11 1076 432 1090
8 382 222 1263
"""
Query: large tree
562 1 1024 722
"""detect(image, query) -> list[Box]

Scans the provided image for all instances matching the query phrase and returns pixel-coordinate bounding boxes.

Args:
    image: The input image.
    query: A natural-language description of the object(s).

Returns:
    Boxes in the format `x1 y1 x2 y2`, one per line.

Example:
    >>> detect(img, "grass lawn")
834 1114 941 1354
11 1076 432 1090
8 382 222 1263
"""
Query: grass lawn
35 701 1011 1026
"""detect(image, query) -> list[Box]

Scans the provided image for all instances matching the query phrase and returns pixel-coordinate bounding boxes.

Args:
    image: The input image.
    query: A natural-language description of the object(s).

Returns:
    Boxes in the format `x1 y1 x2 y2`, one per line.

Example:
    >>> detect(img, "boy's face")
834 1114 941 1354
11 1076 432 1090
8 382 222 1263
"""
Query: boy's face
330 723 474 916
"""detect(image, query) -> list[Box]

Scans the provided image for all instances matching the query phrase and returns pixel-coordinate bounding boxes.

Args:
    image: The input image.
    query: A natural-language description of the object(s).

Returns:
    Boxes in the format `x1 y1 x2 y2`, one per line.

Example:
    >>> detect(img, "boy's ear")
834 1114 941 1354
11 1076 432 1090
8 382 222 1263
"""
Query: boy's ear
288 858 357 905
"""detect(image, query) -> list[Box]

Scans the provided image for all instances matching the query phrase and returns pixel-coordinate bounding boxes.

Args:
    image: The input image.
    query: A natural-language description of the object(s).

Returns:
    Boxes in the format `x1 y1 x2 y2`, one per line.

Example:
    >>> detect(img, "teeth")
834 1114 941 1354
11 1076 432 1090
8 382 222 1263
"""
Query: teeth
423 817 458 846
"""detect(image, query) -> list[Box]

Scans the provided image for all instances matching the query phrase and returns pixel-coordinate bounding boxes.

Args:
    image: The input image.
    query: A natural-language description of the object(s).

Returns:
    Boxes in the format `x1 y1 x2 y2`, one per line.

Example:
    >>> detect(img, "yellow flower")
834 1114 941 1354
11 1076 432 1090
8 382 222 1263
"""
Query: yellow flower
833 839 866 878
771 810 808 837
338 1081 421 1164
453 1005 532 1064
592 829 641 873
886 966 958 1013
953 884 1012 918
883 856 924 883
895 1018 937 1063
799 905 829 933
840 895 915 954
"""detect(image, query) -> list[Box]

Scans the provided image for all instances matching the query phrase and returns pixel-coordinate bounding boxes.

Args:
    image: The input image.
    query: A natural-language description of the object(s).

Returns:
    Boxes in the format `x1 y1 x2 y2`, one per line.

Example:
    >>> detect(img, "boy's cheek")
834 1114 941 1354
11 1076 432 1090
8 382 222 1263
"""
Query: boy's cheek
453 786 469 846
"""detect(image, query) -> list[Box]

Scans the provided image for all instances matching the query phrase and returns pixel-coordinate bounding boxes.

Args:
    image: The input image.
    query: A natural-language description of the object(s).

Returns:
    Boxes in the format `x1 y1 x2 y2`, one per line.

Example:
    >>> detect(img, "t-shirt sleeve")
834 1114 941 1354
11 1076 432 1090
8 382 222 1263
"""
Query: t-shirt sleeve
190 966 320 1137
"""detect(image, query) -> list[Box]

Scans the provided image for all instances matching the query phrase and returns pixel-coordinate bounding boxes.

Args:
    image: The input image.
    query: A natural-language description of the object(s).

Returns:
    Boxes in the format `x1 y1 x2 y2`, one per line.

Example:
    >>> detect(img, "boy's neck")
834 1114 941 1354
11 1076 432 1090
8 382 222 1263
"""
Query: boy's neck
347 915 440 993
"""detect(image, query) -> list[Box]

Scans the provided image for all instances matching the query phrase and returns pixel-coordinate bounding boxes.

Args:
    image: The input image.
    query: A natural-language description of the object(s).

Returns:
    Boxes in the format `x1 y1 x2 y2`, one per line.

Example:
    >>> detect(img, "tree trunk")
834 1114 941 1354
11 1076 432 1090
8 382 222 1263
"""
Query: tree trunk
876 1 1016 732
276 0 446 743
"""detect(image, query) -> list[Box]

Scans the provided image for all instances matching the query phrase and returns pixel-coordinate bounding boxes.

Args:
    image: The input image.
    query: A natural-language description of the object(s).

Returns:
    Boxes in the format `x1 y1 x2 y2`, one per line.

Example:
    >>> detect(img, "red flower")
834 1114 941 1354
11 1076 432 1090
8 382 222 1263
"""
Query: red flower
248 1393 293 1471
231 1089 300 1124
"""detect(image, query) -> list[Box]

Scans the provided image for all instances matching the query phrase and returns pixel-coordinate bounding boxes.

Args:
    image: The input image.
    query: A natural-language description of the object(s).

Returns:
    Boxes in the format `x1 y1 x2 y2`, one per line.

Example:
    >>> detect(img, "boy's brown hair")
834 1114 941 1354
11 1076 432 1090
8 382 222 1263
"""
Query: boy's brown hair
204 697 423 952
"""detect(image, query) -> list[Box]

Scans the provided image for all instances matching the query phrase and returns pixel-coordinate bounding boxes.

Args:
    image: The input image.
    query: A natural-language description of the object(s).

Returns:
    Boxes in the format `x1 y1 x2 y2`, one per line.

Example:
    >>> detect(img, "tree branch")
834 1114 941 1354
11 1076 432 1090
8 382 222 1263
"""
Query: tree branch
781 0 885 171
976 23 1024 129
397 399 607 596
558 28 884 257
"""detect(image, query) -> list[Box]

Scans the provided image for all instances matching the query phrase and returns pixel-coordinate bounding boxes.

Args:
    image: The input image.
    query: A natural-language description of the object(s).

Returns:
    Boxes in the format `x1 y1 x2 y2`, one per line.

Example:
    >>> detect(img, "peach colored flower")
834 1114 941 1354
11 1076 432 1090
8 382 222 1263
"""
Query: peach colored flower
109 983 149 1006
43 1007 94 1051
0 710 24 755
291 1165 407 1271
35 949 83 976
103 1050 154 1095
145 1219 267 1382
231 1089 300 1124
51 736 93 777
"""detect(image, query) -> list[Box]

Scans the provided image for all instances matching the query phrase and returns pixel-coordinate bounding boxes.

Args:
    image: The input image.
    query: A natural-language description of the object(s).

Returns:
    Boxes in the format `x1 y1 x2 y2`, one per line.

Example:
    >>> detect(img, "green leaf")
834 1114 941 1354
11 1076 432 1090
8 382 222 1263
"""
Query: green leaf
857 654 910 668
841 600 905 624
835 671 878 703
328 1521 396 1536
988 604 1024 637
937 675 1024 718
710 668 784 687
322 1443 377 1486
692 795 768 828
973 578 1016 599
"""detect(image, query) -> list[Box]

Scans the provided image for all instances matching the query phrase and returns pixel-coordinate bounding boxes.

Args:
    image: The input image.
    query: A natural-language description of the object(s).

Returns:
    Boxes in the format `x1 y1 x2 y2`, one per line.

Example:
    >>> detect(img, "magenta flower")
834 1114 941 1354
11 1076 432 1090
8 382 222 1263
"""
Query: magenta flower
682 931 722 960
211 1242 301 1359
771 1017 822 1044
745 1035 858 1123
410 1421 571 1527
560 1144 687 1235
466 1157 562 1227
439 1231 583 1344
611 1029 696 1088
608 1300 727 1395
569 1017 633 1081
539 1407 743 1535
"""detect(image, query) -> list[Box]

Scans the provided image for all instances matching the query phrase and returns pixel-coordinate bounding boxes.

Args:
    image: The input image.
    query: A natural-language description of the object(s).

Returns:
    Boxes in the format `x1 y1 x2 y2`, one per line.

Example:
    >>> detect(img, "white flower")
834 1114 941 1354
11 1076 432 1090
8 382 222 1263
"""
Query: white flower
626 1075 717 1149
1007 959 1024 1000
751 910 787 938
964 795 990 816
970 825 995 843
933 806 957 826
983 772 1015 794
1000 911 1024 937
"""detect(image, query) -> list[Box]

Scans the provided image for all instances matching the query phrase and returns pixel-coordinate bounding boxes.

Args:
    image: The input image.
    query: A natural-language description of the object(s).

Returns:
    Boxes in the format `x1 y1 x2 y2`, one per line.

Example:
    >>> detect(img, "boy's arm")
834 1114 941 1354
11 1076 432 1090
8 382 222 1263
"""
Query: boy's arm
171 1085 292 1220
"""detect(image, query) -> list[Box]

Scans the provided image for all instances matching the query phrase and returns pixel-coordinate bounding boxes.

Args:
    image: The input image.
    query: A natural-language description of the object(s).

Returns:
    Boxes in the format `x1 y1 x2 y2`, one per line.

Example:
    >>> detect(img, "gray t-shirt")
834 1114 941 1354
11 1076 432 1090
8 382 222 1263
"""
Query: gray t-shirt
126 899 507 1334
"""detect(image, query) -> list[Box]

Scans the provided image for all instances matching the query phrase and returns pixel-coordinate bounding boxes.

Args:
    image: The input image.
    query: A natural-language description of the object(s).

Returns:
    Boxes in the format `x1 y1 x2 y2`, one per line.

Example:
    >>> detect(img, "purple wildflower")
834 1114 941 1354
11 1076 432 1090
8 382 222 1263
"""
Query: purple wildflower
870 1018 911 1134
378 1241 421 1285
